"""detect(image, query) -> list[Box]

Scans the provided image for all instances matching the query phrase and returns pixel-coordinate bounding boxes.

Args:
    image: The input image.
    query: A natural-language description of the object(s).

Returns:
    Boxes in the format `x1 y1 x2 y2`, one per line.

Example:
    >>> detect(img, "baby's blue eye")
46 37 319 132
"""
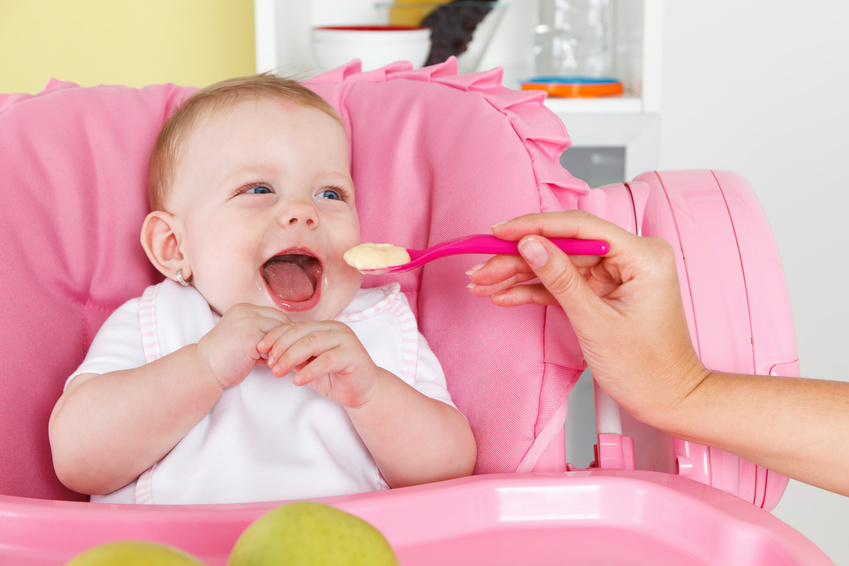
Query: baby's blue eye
317 188 342 200
245 185 273 195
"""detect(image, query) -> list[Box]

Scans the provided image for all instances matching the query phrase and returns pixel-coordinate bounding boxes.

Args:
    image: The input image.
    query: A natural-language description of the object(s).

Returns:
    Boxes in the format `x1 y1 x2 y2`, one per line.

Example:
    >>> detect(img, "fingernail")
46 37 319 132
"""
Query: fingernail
519 237 548 267
465 262 485 276
490 220 507 229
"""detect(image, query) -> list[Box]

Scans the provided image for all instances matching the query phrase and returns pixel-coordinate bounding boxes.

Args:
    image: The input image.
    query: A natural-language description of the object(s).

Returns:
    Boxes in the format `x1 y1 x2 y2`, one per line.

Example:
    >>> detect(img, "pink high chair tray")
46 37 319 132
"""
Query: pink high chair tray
0 472 830 565
362 472 828 566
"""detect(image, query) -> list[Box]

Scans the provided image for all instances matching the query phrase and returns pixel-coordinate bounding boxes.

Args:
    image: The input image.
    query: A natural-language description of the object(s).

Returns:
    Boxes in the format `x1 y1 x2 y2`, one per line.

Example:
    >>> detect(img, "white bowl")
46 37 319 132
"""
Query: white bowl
311 25 432 71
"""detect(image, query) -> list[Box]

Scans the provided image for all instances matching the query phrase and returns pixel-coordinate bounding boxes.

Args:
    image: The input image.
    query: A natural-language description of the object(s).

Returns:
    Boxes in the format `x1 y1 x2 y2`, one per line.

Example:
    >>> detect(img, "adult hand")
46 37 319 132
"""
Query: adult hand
467 211 707 427
469 211 849 496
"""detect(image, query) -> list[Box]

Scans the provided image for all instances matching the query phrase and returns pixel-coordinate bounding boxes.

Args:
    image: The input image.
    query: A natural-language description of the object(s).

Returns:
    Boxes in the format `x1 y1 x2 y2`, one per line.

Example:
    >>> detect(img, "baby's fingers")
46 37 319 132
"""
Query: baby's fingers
257 324 290 356
289 350 344 387
266 324 345 378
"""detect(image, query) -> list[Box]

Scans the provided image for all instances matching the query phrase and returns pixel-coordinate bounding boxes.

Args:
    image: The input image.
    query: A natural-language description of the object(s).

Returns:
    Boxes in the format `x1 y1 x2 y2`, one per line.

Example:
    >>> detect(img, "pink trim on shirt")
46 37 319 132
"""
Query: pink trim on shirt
139 284 161 364
384 294 419 384
337 285 419 384
135 284 161 504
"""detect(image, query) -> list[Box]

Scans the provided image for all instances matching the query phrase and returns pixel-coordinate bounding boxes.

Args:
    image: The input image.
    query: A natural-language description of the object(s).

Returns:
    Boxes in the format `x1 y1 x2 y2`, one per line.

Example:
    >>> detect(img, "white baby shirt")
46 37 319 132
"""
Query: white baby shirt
68 279 454 504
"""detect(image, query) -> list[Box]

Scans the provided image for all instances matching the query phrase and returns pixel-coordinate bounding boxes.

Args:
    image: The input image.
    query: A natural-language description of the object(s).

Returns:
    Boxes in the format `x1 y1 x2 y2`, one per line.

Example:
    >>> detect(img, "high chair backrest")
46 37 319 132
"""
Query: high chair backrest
579 171 796 510
0 60 589 500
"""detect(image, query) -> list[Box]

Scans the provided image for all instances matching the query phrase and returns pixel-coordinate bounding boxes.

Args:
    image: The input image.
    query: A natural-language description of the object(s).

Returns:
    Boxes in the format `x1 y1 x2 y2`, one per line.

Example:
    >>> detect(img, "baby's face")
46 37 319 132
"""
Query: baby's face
166 98 363 321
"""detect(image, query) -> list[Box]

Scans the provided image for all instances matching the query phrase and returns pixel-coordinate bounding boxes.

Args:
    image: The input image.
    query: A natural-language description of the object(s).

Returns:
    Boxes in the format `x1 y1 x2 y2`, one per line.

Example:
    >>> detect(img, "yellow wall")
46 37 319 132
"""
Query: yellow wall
0 0 256 93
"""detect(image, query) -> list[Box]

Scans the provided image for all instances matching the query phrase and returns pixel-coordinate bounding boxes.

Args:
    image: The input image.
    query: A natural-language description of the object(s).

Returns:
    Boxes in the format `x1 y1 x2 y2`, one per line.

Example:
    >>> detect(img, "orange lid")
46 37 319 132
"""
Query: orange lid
520 79 623 98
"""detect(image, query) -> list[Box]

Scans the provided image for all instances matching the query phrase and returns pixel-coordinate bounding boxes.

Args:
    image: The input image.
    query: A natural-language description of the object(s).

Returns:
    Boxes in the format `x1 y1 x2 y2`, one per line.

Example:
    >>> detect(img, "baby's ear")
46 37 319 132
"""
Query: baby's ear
140 211 185 280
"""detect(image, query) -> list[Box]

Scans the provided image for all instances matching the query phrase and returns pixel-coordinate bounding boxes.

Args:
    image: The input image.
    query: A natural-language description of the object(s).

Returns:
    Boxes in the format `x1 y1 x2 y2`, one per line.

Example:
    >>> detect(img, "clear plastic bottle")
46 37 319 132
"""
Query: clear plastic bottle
533 0 613 78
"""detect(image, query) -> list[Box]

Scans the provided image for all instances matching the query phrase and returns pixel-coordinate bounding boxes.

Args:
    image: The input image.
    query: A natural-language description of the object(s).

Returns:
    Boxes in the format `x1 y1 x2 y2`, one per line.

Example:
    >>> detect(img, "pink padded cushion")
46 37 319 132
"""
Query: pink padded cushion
0 80 194 500
0 60 588 501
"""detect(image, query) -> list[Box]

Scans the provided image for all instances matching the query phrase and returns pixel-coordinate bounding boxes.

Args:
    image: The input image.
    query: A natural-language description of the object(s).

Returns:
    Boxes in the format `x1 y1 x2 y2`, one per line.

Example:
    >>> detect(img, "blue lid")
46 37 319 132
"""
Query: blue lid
525 76 621 84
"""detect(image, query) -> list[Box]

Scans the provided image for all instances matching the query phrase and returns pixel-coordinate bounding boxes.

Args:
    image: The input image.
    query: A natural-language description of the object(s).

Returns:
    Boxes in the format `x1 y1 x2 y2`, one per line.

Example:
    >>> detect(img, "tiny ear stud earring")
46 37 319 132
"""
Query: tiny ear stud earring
175 269 190 287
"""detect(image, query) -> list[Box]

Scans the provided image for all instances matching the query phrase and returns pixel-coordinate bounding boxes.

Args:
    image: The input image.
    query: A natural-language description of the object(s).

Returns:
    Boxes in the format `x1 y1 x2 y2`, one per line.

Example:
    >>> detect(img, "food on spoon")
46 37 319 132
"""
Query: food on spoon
344 243 411 272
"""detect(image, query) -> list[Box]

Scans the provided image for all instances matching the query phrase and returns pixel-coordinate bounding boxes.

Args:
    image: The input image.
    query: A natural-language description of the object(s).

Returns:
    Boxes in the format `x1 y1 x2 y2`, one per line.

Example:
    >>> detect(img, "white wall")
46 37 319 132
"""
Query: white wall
659 2 849 563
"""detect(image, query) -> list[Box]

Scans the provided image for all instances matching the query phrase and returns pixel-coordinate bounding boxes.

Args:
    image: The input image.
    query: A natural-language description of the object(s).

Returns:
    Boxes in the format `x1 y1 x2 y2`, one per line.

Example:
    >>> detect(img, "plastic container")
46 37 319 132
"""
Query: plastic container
533 0 613 78
520 76 623 97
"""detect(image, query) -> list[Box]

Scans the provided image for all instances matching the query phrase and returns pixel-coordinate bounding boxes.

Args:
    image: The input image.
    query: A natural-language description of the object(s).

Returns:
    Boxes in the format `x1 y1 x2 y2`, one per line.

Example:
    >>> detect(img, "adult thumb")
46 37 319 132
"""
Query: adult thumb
517 236 596 320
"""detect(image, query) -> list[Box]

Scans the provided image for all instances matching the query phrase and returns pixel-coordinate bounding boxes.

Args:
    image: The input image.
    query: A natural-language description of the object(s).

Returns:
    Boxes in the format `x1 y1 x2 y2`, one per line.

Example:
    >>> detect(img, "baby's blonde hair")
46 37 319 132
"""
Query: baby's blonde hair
147 73 342 212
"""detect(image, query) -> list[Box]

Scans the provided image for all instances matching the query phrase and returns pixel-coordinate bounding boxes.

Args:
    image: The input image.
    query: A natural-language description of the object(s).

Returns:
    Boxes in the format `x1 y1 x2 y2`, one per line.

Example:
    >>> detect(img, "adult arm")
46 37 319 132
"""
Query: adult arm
467 211 849 496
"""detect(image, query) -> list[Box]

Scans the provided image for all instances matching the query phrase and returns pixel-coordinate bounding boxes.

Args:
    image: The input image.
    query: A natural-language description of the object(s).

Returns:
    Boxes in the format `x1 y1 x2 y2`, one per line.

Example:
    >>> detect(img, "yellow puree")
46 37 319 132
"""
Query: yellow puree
344 243 411 271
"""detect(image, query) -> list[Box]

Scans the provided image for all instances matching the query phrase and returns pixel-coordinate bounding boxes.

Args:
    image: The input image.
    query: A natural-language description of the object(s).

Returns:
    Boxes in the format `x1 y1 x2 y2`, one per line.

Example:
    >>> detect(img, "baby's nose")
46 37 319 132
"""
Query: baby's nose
281 200 318 228
287 215 315 226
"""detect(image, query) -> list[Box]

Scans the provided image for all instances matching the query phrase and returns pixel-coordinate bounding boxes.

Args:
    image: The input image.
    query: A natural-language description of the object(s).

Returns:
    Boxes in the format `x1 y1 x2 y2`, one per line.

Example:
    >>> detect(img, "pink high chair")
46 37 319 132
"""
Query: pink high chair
0 59 832 565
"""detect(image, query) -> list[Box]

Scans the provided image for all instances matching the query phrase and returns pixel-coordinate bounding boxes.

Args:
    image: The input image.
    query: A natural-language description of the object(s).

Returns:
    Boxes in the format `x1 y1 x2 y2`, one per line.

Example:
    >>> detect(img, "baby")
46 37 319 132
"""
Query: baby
49 74 476 505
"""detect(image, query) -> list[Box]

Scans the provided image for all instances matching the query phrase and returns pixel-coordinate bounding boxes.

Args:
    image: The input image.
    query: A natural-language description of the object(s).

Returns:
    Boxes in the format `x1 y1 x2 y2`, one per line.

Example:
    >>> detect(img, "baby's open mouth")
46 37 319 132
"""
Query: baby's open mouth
261 253 322 303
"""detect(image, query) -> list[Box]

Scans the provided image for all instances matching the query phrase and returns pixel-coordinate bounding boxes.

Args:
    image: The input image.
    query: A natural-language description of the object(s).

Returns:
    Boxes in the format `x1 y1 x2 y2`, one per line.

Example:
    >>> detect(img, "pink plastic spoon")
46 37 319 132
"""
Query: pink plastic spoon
345 234 609 274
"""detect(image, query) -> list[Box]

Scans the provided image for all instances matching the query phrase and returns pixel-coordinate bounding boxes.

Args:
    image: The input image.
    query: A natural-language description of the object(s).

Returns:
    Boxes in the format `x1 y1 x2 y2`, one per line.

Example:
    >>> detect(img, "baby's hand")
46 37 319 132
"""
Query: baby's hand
197 304 291 390
258 321 380 408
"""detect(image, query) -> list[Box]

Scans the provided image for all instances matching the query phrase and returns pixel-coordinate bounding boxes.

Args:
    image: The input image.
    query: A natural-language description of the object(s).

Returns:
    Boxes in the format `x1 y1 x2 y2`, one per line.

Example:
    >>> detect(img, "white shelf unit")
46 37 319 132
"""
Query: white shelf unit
253 0 662 178
538 0 663 183
538 0 664 115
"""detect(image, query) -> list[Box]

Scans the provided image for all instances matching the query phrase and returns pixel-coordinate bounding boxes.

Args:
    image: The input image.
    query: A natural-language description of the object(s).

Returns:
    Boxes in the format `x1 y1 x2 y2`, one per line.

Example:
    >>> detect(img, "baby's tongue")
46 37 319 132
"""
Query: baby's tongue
263 260 315 302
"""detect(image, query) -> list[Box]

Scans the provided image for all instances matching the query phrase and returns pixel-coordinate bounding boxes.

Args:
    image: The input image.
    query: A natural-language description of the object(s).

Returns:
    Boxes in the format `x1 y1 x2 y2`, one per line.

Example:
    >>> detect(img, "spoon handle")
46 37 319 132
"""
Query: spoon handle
409 234 609 261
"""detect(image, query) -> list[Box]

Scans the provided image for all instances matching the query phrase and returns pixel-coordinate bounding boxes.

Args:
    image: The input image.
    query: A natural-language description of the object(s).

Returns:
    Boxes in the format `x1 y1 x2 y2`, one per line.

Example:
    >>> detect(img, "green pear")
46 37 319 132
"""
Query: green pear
65 540 207 566
228 502 399 566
